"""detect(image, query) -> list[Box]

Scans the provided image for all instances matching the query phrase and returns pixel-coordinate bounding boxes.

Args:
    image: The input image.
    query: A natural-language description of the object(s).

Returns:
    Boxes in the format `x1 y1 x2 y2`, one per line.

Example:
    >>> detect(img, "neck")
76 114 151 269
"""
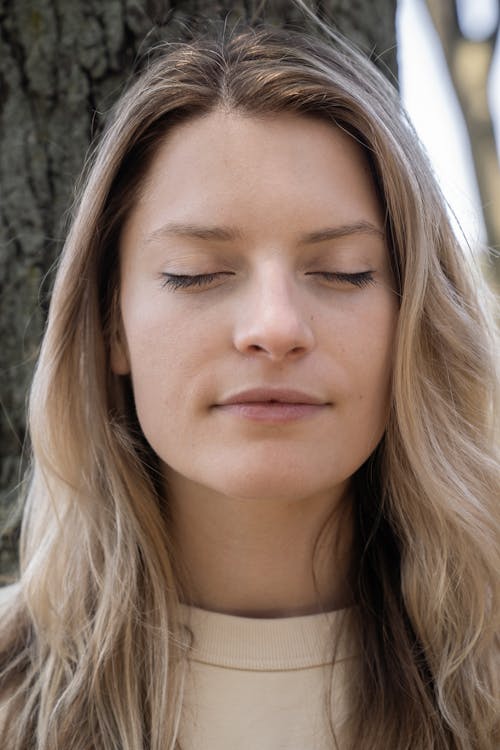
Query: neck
167 474 355 618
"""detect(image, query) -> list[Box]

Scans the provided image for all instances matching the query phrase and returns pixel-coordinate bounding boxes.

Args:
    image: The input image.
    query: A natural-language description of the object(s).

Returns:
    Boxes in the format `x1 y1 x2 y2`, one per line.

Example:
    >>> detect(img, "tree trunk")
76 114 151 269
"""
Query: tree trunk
0 0 397 578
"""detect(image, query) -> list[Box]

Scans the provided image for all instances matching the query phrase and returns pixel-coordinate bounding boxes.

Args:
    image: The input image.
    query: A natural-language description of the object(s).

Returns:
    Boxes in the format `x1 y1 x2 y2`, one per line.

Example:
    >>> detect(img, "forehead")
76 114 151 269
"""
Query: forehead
123 109 384 247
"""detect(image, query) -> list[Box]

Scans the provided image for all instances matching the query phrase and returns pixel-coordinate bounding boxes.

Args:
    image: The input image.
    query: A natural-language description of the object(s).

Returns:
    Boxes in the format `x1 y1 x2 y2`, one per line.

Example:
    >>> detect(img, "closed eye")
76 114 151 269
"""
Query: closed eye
160 272 234 289
160 270 375 290
307 271 375 288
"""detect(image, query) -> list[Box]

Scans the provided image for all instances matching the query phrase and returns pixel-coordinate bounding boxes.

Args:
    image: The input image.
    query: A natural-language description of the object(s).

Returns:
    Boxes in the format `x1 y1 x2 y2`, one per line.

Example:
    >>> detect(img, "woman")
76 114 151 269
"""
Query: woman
0 16 498 750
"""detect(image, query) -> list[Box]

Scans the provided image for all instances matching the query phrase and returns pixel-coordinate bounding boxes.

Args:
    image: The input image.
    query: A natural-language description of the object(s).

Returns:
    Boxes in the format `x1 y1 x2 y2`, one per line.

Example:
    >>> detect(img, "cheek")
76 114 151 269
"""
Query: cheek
335 287 397 360
122 287 204 373
337 296 397 416
121 293 221 433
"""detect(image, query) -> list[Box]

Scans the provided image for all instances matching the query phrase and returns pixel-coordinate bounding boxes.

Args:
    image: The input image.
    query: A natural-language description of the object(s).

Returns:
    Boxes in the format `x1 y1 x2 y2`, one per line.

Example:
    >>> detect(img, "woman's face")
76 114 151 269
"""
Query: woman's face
113 110 398 502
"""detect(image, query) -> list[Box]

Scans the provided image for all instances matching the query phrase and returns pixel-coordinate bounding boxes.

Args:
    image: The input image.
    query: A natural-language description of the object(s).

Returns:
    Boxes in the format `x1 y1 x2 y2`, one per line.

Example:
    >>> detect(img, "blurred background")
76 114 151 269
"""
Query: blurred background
399 0 499 273
1 0 499 578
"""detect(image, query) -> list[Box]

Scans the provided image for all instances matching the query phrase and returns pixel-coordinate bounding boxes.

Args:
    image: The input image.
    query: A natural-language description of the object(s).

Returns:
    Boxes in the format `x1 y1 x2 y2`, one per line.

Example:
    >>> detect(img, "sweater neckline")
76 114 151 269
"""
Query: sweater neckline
179 604 354 671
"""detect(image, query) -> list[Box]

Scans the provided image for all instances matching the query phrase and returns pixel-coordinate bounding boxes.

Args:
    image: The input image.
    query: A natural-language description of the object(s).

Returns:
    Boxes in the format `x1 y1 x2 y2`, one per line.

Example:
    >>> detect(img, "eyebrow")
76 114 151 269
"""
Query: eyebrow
298 221 384 244
144 220 384 245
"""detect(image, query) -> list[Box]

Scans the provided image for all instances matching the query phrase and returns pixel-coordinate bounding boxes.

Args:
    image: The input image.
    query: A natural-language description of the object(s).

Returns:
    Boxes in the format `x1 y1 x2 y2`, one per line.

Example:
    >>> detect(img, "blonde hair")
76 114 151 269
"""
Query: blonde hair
1 19 499 750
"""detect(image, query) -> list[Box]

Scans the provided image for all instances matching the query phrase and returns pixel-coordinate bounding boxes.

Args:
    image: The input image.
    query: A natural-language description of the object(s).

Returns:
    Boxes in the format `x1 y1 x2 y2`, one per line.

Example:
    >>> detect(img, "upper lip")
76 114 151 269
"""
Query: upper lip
217 388 329 405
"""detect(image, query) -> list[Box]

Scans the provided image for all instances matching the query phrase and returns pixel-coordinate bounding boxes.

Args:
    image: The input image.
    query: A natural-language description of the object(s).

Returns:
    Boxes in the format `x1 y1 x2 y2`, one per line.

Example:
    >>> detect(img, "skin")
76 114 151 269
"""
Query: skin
112 110 398 617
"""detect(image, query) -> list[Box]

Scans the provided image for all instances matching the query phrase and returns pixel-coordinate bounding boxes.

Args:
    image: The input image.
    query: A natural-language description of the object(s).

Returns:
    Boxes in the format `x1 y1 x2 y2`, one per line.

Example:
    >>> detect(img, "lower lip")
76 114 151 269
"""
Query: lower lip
214 402 327 423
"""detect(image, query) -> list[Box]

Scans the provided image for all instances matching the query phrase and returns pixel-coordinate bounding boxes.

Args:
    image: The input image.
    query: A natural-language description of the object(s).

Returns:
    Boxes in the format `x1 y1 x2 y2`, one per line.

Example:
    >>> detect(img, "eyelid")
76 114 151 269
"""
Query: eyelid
306 270 375 288
160 272 234 289
160 269 376 291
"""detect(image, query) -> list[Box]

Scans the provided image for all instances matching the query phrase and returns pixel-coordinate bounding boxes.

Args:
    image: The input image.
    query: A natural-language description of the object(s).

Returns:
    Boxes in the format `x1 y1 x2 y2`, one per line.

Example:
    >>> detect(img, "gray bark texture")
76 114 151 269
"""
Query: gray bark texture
0 0 397 578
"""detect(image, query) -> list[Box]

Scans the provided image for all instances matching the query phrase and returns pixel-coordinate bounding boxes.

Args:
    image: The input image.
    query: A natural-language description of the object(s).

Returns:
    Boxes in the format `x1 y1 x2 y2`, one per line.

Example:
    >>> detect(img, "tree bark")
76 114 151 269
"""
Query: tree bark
0 0 397 577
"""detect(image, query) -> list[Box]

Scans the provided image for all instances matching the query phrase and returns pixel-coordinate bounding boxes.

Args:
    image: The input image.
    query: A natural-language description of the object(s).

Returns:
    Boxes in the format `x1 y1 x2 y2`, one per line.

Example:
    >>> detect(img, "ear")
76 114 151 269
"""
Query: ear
109 290 131 375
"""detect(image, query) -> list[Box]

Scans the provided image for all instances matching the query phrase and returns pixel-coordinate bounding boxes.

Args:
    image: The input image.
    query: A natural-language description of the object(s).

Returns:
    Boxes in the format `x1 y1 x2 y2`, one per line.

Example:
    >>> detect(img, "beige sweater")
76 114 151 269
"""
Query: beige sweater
178 604 356 749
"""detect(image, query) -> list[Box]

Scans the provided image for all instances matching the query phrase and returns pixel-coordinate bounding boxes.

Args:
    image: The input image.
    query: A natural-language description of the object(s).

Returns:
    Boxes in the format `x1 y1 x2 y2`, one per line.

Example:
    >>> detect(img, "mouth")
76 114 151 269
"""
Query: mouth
217 388 329 406
214 388 331 423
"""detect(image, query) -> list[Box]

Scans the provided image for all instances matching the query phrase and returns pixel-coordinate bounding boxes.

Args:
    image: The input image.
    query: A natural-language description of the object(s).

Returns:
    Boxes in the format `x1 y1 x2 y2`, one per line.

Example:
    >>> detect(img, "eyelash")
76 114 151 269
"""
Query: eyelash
160 272 232 289
310 271 375 288
160 270 375 290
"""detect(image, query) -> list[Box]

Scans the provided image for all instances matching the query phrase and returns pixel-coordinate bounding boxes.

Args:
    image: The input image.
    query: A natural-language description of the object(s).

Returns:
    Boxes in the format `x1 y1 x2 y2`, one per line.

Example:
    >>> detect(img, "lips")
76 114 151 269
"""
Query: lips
213 388 330 423
217 388 329 406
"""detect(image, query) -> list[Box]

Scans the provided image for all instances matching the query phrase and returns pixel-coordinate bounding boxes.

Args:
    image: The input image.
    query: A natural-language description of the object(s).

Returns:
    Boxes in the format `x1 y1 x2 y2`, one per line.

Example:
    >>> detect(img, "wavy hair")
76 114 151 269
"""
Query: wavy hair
1 16 499 750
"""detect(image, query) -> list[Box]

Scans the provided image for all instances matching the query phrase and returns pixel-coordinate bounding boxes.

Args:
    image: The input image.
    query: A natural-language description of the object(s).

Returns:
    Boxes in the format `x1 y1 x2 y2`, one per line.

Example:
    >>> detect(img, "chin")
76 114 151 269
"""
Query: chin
203 465 349 503
161 448 357 504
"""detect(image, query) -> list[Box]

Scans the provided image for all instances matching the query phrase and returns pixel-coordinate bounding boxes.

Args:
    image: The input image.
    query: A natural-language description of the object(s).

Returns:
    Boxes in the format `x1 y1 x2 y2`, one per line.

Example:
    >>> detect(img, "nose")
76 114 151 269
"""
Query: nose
232 267 315 361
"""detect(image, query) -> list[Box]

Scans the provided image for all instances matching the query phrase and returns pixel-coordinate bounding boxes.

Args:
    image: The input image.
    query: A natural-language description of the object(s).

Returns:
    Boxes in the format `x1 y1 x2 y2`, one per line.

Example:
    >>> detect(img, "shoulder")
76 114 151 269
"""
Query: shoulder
0 582 23 653
0 582 23 738
0 582 21 613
